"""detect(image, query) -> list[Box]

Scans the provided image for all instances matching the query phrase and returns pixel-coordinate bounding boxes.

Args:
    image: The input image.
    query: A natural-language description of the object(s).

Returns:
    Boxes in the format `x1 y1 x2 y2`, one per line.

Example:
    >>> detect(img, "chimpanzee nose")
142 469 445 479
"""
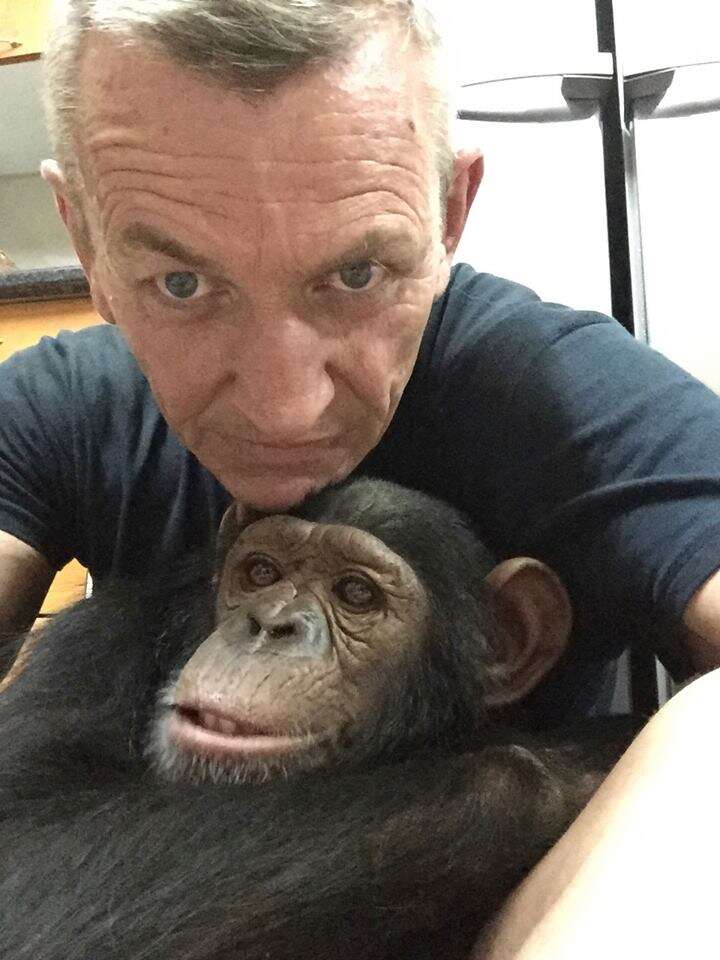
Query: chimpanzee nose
247 611 306 640
242 602 330 656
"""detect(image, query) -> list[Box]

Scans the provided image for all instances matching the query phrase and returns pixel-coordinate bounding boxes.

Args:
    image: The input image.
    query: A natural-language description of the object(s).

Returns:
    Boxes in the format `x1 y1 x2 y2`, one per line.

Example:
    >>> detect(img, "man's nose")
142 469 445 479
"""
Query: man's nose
229 314 336 438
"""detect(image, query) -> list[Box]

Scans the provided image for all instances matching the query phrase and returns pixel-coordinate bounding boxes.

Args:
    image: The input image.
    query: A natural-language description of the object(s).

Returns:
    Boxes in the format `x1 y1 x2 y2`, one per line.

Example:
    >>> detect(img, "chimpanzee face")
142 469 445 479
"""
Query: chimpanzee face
147 514 431 784
146 480 572 785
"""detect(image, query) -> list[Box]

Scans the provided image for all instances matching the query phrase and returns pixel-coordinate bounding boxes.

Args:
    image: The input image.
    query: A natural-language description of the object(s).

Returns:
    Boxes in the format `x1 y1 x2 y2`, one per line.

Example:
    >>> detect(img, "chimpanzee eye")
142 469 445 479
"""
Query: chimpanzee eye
333 574 382 611
243 554 282 588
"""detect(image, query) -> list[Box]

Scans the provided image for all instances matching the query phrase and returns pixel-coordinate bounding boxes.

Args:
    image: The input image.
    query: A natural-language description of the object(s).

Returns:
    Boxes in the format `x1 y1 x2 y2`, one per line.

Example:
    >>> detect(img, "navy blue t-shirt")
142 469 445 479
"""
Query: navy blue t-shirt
3 265 720 721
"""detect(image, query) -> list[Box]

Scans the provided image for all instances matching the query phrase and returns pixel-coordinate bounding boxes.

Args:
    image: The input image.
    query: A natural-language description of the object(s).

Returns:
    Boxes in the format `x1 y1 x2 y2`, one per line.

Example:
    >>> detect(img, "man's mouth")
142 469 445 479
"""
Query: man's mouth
210 434 347 472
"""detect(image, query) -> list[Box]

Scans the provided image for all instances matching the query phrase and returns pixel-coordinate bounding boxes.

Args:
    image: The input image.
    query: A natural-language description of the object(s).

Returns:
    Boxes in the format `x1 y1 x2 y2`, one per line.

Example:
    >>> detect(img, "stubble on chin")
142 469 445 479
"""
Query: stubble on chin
182 423 379 509
209 461 353 512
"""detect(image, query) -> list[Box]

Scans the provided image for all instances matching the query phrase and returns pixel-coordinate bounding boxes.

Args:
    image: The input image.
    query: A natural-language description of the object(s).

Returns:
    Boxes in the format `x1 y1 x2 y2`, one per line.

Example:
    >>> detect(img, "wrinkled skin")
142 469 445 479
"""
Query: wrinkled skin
48 28 483 511
150 513 430 783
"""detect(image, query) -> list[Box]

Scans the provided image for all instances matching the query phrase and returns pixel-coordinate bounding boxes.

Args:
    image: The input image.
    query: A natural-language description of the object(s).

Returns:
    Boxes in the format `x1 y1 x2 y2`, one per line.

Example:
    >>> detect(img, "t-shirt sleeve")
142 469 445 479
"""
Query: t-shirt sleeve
508 319 720 624
0 332 87 570
425 271 720 659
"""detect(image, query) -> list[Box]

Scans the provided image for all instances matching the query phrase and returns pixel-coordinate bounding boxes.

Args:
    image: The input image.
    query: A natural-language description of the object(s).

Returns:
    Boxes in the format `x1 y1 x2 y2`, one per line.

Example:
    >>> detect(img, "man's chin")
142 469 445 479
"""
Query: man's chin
223 471 349 512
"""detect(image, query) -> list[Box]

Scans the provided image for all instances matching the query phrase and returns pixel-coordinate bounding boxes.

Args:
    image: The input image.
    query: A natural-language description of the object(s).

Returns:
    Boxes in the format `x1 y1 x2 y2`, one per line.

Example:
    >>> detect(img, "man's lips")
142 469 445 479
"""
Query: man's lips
240 436 340 451
204 434 347 470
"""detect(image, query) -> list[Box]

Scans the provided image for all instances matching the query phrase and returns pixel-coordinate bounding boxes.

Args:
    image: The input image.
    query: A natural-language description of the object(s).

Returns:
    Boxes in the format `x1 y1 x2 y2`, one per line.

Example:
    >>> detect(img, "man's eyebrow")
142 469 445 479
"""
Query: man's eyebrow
316 227 428 277
116 224 219 272
115 223 426 275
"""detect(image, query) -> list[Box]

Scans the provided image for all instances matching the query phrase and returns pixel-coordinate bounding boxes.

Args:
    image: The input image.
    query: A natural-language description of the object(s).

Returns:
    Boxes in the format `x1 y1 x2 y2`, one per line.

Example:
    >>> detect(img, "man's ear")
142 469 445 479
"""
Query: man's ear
482 557 573 707
433 150 483 297
40 159 91 269
40 159 116 325
442 150 484 260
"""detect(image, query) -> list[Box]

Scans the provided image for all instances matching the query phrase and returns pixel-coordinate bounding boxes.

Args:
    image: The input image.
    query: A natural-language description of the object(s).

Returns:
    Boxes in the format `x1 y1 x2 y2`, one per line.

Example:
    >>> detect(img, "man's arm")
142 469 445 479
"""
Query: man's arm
474 665 720 959
682 568 720 670
472 578 720 959
0 531 54 636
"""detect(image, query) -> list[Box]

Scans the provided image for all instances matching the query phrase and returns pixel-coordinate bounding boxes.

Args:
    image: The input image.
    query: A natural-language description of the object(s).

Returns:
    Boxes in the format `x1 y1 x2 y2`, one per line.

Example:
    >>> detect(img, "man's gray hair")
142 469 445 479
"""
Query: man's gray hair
44 0 457 205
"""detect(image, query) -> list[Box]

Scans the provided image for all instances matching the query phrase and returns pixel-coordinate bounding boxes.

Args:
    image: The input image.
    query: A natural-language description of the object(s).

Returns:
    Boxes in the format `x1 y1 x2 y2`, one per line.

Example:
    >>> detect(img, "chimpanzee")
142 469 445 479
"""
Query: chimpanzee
0 479 637 960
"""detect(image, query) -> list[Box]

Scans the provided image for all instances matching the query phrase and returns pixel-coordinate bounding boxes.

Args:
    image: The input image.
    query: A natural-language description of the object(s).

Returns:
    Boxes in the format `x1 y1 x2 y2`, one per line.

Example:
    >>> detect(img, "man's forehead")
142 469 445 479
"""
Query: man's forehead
76 32 440 271
78 29 434 154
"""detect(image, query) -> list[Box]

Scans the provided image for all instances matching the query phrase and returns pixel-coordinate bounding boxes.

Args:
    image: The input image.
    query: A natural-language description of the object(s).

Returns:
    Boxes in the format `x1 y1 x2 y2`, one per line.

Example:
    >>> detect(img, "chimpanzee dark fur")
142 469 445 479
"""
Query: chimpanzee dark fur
0 479 638 960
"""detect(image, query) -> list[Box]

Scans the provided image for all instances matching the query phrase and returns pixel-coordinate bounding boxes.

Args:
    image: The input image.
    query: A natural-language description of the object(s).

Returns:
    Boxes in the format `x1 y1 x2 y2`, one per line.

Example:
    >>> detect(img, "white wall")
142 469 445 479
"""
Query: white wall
615 0 720 69
616 0 720 391
0 173 77 269
453 115 612 315
448 0 612 313
635 110 720 392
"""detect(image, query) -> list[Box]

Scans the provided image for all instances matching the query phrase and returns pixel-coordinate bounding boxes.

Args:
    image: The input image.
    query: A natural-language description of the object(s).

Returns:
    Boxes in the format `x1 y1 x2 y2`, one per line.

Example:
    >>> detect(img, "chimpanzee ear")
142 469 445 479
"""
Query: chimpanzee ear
215 502 264 570
482 558 573 706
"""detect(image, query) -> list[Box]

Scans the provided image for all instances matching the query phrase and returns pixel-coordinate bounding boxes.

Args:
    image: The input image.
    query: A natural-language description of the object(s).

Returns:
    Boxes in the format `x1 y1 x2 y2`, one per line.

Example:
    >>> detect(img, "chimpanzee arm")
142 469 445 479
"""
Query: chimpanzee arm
0 742 609 960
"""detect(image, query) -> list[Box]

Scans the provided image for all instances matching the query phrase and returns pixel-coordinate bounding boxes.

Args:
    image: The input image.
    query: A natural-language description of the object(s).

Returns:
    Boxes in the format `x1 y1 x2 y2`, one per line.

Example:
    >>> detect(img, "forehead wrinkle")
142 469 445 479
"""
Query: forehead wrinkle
83 105 431 213
87 133 432 267
96 162 426 216
243 517 316 556
110 216 427 280
87 138 425 180
244 519 396 570
314 523 403 572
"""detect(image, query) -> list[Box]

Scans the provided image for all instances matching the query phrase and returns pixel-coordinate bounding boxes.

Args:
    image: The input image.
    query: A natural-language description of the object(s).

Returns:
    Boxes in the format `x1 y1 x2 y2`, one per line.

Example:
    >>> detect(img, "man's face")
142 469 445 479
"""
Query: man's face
66 30 471 509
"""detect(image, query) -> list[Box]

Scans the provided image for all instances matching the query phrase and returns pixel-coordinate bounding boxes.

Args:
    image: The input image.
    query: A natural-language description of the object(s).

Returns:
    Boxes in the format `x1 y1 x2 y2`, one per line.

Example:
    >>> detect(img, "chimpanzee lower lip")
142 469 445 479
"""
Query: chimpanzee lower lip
168 706 318 759
176 705 274 738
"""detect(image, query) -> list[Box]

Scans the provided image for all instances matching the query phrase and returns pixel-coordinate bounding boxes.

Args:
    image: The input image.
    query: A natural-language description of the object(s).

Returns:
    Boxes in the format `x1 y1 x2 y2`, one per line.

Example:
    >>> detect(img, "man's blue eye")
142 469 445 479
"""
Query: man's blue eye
339 262 374 290
163 272 199 299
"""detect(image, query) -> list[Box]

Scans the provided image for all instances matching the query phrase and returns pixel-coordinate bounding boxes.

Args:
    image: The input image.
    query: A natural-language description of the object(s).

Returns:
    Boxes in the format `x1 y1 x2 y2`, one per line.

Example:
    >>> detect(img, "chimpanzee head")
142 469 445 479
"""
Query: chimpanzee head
147 479 572 784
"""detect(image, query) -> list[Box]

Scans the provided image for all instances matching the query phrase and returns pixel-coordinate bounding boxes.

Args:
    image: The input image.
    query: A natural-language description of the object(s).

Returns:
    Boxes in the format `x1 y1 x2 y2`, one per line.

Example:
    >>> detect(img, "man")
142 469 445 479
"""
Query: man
1 1 720 955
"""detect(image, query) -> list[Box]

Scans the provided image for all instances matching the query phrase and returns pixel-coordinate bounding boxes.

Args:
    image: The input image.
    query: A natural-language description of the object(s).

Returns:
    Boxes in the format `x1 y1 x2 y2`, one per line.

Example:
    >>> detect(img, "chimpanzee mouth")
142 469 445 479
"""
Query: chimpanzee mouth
178 706 274 738
168 705 319 759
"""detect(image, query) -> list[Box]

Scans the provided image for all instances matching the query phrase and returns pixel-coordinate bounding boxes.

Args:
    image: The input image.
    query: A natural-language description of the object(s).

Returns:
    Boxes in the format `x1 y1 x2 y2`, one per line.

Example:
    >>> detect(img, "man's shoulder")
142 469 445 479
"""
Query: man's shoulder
414 264 629 401
34 322 136 371
2 322 147 402
430 265 619 355
438 264 542 318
